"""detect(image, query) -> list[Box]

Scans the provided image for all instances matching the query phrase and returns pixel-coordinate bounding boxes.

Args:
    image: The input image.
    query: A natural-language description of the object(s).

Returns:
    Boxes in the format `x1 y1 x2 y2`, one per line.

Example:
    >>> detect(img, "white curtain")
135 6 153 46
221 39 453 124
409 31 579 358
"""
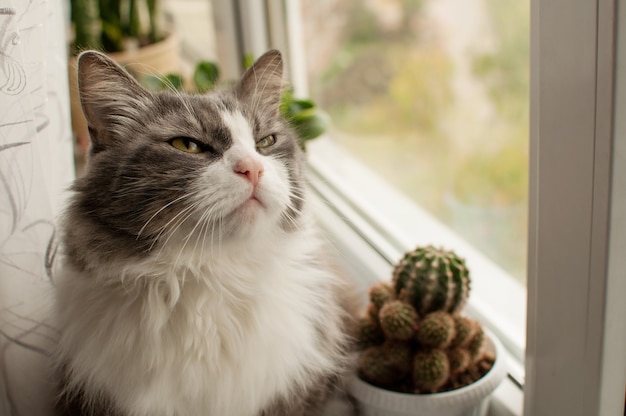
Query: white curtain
0 0 74 414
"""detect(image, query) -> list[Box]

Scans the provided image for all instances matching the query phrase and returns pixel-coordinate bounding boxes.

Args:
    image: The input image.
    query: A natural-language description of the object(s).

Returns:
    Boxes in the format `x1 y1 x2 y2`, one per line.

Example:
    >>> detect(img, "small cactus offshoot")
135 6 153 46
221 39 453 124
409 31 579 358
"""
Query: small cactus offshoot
379 300 419 341
467 324 485 360
369 282 394 310
359 341 413 388
413 349 450 393
416 311 456 349
447 347 471 375
356 316 385 350
450 315 479 348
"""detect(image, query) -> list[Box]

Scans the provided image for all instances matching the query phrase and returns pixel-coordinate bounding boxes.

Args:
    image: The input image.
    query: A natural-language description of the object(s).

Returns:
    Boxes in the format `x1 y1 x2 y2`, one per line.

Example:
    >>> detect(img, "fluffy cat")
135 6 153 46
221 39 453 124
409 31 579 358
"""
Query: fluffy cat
54 50 359 416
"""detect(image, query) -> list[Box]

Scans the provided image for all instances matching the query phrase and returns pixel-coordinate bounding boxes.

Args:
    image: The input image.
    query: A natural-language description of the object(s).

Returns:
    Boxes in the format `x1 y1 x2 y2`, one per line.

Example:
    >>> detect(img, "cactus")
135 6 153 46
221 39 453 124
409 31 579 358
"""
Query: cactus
392 245 470 315
448 353 495 390
379 300 419 341
356 316 385 350
366 303 379 323
413 349 450 393
369 281 394 310
355 246 496 394
447 348 471 375
467 325 485 360
359 341 413 388
450 315 479 348
416 311 456 349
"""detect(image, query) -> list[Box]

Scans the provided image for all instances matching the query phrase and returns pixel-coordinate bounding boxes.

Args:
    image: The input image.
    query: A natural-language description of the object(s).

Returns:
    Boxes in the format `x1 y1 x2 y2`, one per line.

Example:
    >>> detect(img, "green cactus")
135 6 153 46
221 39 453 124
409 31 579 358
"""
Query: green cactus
416 311 456 349
450 315 479 348
379 300 419 341
392 245 471 315
413 349 450 393
447 347 471 375
355 249 498 394
449 353 495 390
366 303 380 323
369 281 394 310
467 325 485 360
359 341 413 388
356 316 385 350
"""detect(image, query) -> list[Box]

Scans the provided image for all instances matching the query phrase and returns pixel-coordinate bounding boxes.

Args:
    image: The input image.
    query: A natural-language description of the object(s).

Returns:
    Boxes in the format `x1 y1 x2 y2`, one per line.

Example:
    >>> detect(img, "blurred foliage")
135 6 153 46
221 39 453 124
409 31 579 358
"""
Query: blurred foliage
462 0 529 206
473 0 530 119
306 0 529 280
453 138 527 207
389 49 452 132
71 0 162 54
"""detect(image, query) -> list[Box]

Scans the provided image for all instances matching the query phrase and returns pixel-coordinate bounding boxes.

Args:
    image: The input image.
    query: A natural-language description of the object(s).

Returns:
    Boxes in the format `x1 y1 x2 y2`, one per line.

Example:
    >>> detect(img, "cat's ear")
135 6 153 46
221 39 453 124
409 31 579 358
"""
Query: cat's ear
77 51 152 150
234 50 284 113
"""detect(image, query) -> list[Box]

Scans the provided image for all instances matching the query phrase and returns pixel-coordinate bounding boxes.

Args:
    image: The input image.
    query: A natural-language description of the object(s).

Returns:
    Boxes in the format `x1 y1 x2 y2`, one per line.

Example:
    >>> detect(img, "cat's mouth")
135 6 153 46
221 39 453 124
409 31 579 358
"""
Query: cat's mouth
238 190 266 211
244 195 263 208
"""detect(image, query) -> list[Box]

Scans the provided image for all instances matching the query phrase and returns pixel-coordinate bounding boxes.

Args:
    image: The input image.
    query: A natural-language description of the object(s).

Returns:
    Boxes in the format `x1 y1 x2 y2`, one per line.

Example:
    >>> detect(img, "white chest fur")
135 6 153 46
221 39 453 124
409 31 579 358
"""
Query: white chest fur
55 233 345 416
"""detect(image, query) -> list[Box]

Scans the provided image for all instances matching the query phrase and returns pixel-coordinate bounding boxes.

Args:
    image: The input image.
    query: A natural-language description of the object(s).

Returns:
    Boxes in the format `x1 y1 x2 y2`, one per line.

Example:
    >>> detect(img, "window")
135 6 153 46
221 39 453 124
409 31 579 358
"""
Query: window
165 1 625 414
300 0 530 284
295 0 528 393
167 0 527 410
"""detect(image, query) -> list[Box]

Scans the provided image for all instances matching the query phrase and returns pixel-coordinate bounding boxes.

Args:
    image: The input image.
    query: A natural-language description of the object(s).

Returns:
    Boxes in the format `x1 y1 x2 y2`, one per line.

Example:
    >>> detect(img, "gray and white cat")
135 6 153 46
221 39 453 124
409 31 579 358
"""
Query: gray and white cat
54 50 359 416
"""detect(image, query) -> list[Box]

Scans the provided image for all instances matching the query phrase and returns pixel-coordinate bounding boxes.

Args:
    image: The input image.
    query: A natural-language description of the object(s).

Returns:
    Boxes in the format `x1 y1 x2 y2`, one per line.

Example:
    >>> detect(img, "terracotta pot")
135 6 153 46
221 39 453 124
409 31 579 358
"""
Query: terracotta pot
349 330 507 416
68 32 181 153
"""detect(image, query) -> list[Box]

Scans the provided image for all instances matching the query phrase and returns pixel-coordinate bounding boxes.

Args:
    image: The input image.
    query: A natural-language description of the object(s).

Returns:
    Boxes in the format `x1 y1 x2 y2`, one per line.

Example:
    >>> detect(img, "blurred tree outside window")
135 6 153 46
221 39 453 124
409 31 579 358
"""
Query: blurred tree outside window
301 0 530 283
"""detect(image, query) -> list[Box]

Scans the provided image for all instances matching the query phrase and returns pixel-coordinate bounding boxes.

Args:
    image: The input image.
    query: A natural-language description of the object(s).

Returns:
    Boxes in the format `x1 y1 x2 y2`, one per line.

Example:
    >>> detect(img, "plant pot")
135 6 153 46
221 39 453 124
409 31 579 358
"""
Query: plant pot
349 330 507 416
68 32 181 155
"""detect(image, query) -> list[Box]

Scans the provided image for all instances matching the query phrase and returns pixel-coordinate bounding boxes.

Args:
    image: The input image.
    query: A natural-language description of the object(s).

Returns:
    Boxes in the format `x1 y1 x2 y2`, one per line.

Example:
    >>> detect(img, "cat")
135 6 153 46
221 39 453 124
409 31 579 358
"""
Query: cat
53 49 360 416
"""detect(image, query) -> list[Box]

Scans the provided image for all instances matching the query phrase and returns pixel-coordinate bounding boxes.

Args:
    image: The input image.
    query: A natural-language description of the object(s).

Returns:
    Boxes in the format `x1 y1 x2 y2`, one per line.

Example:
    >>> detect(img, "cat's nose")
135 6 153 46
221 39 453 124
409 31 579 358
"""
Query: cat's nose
234 156 264 186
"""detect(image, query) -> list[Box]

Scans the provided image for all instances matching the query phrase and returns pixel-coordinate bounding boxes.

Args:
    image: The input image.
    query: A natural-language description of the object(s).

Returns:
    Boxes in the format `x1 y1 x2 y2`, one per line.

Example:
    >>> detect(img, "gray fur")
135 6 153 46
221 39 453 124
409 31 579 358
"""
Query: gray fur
65 51 303 270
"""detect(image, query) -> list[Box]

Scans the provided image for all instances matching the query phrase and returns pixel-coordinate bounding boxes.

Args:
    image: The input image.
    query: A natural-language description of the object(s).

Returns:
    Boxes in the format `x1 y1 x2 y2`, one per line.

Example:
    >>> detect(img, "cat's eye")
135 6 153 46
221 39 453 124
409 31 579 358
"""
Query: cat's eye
170 137 204 154
256 135 276 149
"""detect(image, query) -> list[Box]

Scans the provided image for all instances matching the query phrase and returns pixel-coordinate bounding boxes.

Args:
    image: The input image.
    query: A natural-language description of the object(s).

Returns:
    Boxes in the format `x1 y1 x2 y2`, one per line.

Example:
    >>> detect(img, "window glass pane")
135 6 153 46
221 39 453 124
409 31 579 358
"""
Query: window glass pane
301 0 529 283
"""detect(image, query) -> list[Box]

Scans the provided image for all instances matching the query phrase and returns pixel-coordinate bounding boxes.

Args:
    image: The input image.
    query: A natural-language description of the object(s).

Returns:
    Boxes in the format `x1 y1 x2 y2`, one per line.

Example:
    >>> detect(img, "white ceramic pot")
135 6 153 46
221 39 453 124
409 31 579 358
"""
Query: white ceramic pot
349 330 507 416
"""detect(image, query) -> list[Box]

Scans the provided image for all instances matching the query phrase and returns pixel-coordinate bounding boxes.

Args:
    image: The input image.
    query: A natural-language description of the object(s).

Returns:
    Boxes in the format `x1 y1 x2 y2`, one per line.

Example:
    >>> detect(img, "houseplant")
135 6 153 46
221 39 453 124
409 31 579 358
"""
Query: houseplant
69 0 180 151
350 245 506 416
142 61 330 150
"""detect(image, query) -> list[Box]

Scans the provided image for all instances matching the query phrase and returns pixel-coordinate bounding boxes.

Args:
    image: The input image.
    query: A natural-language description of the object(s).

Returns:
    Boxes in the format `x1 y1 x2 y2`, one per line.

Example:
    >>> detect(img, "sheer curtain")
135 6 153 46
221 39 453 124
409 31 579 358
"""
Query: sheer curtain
0 0 73 414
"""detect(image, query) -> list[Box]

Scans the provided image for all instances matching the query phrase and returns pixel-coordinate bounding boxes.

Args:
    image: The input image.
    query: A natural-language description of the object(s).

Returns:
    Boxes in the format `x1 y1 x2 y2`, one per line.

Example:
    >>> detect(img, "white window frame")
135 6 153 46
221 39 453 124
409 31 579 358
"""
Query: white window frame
210 1 626 415
525 0 625 415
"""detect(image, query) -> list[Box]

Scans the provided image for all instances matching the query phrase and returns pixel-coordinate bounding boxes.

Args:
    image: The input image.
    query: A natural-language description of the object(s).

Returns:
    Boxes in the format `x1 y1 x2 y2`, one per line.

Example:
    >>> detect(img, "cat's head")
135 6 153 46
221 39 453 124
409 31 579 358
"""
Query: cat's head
68 50 306 264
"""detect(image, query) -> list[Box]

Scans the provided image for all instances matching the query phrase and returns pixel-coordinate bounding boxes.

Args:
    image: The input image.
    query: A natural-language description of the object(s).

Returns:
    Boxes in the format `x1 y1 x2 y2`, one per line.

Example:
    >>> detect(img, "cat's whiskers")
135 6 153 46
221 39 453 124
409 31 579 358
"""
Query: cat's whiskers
174 203 221 270
281 208 301 232
199 204 224 264
137 192 196 238
150 200 202 253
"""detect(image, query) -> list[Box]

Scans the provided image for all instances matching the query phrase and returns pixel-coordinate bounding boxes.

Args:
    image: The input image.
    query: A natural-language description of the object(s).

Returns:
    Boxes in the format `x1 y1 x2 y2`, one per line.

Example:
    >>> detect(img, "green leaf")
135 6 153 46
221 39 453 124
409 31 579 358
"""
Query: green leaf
193 61 219 93
288 107 331 143
242 53 255 71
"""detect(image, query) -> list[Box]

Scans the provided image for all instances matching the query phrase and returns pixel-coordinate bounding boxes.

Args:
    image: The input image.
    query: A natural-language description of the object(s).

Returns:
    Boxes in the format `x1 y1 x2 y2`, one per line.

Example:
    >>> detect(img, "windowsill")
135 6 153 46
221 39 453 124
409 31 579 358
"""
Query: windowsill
306 136 525 416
